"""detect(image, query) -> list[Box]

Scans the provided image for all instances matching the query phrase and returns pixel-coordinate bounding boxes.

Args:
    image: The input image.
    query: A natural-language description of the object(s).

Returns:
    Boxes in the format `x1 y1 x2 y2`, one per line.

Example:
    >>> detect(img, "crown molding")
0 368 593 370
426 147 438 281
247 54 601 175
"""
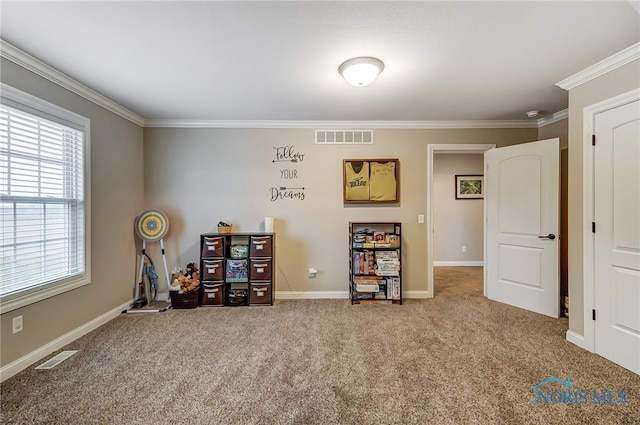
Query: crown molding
556 42 640 91
0 39 145 126
144 119 539 129
537 109 568 127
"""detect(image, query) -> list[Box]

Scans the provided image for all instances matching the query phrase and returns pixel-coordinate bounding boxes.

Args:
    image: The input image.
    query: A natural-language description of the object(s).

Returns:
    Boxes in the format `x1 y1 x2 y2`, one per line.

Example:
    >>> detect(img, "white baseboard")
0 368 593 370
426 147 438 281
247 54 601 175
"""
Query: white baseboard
275 291 349 299
404 290 431 299
566 330 590 351
433 261 483 267
0 299 132 383
275 291 432 300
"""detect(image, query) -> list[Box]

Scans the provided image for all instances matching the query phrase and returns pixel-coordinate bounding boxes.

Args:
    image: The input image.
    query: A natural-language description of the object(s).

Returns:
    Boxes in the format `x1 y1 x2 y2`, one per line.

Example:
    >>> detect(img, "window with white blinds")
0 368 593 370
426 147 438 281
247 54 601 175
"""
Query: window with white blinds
1 84 90 313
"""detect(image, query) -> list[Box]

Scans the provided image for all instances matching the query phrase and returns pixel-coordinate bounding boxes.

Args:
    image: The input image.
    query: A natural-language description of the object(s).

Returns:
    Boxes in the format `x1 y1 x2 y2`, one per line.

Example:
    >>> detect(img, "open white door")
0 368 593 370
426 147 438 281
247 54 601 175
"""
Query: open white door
593 99 640 374
485 138 559 317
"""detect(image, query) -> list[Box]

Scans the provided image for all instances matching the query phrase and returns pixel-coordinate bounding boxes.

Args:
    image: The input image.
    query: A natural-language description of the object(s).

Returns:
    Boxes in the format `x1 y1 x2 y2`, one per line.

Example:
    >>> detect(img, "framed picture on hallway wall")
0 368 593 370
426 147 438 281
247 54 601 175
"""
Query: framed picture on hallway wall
455 175 483 199
343 159 399 203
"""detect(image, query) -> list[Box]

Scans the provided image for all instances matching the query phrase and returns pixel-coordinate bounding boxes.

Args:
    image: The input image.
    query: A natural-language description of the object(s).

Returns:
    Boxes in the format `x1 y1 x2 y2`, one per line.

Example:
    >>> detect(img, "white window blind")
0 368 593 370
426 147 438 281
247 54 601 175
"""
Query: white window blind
1 84 90 313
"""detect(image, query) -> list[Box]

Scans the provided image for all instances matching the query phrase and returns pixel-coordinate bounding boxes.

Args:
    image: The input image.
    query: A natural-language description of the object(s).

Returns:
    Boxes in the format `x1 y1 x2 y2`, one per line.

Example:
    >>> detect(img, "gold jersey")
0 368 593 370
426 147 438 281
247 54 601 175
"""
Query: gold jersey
370 161 396 201
345 161 370 201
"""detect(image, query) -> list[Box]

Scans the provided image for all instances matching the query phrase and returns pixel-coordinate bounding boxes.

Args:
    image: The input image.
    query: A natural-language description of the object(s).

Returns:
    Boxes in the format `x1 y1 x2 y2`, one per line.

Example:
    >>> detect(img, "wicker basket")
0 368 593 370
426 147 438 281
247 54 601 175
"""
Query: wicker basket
170 288 200 309
218 225 232 234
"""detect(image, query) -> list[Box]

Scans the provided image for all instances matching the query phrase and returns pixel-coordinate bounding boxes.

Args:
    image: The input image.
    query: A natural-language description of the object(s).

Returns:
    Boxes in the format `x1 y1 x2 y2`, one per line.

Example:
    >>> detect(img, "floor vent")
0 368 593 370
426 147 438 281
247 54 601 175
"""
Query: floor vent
315 130 373 144
36 350 79 370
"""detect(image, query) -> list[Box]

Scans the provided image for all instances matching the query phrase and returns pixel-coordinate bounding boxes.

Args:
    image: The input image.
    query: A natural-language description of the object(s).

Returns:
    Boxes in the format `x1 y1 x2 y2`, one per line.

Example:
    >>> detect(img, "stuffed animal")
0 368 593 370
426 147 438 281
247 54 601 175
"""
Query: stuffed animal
185 262 199 279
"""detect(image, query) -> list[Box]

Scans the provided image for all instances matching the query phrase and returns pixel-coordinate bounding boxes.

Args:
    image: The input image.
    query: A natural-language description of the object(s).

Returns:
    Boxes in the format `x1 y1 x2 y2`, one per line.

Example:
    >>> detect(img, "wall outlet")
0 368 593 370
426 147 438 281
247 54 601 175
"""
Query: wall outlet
308 268 317 278
462 246 467 253
418 214 425 224
12 315 23 334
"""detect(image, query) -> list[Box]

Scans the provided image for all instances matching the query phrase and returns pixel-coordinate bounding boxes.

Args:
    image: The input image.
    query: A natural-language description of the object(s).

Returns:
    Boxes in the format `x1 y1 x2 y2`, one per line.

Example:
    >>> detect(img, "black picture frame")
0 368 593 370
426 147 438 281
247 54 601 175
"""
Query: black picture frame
455 174 484 199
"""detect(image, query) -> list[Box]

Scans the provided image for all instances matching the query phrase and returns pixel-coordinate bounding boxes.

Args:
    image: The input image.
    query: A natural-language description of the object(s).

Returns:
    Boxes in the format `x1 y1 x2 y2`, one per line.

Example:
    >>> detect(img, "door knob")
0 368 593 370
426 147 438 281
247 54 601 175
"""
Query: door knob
538 233 556 240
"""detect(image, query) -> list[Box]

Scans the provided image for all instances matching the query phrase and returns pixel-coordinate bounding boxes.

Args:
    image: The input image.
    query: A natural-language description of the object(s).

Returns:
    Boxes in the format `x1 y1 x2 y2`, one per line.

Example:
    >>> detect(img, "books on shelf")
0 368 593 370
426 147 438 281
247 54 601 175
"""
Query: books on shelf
374 250 400 276
387 277 401 300
350 222 402 305
353 233 400 248
352 251 375 275
355 283 379 292
354 275 383 283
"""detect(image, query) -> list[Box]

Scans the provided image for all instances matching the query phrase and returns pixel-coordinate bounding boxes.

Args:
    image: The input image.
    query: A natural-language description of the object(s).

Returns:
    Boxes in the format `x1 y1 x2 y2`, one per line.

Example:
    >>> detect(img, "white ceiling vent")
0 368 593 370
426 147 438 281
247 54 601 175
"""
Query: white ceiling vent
36 350 79 370
315 130 373 145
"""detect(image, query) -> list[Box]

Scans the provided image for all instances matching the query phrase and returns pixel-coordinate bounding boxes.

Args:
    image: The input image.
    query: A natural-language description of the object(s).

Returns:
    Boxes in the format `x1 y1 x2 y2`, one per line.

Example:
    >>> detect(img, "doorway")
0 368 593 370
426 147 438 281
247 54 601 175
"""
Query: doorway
426 144 495 298
433 153 485 295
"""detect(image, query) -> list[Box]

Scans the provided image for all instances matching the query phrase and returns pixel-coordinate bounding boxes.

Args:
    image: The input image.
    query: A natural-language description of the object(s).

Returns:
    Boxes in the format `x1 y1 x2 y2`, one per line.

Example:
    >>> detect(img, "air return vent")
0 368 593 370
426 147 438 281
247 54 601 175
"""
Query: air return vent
36 350 78 370
315 130 373 144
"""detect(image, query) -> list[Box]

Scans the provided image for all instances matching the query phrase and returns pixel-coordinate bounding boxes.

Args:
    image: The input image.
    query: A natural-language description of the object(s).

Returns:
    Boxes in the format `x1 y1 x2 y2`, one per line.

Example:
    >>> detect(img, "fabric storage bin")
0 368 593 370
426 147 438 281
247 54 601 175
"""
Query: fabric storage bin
249 259 272 281
201 236 224 258
249 236 272 257
201 259 224 281
201 282 224 306
226 259 248 282
249 283 272 305
227 284 248 306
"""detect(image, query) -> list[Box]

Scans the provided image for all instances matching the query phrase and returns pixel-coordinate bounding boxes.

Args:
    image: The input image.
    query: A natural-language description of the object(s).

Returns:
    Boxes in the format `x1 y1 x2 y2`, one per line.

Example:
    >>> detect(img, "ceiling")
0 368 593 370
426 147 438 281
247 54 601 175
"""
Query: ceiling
1 1 639 125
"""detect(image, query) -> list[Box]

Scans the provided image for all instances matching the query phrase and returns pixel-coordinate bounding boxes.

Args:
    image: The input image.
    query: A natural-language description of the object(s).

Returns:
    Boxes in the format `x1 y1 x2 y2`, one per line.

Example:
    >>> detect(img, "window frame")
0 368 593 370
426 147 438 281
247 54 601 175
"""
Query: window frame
0 83 91 314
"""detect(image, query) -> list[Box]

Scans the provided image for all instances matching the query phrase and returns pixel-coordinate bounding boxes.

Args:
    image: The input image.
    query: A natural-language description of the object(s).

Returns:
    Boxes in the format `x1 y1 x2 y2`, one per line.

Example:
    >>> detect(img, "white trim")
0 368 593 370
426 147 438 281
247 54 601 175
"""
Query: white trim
556 42 640 90
0 300 131 383
275 290 426 300
433 261 484 267
578 88 640 354
0 39 145 127
404 290 430 299
144 119 539 129
275 291 349 299
427 144 495 300
537 109 568 127
566 330 588 350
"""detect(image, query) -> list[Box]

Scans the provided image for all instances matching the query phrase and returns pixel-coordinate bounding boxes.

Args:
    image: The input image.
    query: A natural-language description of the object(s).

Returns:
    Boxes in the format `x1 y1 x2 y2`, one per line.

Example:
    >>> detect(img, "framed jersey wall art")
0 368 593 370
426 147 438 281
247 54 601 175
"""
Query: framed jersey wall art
343 159 399 203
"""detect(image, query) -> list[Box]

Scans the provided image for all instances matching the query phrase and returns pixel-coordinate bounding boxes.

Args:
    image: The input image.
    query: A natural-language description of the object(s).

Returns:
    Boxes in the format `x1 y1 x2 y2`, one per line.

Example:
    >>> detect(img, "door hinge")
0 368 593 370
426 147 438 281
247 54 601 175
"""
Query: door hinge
592 309 596 320
592 134 596 146
592 222 596 233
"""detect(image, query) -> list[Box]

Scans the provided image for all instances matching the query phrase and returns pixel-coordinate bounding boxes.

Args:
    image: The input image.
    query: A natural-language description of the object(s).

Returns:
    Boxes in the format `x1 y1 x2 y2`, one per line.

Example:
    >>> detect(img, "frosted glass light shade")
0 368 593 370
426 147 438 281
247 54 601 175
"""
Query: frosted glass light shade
338 57 384 87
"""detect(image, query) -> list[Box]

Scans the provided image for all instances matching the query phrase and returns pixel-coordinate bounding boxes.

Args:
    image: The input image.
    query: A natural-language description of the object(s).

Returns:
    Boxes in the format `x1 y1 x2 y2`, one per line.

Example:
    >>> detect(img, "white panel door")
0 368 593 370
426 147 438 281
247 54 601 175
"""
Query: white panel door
486 138 559 317
594 100 640 374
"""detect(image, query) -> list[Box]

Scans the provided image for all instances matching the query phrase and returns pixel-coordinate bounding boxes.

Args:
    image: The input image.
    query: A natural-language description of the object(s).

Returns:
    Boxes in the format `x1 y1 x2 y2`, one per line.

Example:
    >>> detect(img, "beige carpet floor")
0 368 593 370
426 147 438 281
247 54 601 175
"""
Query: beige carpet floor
1 267 639 424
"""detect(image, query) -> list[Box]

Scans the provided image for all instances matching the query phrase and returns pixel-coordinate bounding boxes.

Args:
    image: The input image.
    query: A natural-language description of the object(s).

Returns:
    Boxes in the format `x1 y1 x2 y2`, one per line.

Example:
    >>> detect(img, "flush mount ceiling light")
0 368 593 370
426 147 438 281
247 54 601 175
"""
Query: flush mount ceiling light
338 57 384 87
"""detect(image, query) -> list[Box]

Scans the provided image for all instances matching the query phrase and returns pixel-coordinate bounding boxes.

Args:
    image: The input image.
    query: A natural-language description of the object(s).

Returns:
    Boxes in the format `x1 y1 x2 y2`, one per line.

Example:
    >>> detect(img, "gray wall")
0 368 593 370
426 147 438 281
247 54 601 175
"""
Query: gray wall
143 127 537 298
433 154 484 263
0 59 145 367
566 59 640 337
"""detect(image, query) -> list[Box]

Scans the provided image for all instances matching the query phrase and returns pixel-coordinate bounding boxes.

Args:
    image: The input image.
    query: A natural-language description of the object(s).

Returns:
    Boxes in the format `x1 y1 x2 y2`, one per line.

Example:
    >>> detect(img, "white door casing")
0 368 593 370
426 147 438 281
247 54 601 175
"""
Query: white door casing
593 99 640 375
485 138 560 318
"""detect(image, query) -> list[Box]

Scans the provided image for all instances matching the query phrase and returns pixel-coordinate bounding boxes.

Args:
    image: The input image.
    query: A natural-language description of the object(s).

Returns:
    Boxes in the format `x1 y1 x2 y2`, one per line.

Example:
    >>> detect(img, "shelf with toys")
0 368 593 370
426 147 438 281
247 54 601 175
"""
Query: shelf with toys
200 232 274 306
349 222 402 305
